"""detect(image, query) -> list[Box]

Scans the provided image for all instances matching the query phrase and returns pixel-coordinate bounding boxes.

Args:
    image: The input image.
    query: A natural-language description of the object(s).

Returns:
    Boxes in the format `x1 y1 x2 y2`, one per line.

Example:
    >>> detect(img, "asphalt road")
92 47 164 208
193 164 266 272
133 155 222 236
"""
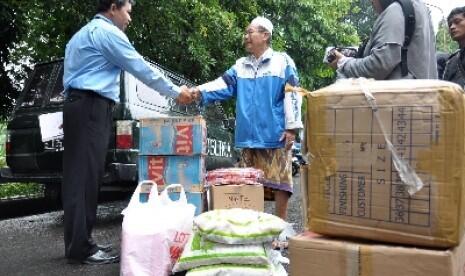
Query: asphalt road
0 175 304 276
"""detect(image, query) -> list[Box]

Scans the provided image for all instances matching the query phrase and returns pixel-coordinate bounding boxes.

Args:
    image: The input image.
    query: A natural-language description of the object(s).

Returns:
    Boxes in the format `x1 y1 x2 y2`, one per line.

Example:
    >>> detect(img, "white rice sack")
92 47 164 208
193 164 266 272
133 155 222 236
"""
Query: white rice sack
194 208 287 244
186 263 273 276
172 232 269 272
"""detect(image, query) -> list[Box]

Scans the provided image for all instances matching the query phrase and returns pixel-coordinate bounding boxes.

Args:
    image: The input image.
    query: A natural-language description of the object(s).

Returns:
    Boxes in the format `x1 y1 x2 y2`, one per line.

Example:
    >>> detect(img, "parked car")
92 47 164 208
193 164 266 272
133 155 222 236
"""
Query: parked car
1 59 236 201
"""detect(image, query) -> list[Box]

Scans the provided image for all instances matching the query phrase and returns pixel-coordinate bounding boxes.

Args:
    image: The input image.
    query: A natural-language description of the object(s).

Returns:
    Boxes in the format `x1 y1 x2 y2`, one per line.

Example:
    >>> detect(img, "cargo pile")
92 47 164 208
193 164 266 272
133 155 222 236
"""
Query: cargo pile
290 79 465 276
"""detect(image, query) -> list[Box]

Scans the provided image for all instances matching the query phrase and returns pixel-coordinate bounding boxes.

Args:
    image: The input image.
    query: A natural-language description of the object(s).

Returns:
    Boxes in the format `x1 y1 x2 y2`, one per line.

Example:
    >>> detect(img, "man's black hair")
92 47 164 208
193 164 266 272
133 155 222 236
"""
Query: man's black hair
97 0 135 13
447 6 465 26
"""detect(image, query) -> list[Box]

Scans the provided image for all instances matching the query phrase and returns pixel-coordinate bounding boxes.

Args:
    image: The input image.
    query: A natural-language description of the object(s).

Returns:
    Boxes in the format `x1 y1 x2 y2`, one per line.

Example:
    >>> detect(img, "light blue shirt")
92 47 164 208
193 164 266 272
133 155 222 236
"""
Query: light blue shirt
63 14 180 102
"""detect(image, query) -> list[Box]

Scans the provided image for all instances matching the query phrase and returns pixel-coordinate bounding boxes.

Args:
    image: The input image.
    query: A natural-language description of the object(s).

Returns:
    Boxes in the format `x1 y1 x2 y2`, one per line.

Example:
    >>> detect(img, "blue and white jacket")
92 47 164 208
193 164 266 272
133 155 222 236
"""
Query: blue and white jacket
199 48 303 149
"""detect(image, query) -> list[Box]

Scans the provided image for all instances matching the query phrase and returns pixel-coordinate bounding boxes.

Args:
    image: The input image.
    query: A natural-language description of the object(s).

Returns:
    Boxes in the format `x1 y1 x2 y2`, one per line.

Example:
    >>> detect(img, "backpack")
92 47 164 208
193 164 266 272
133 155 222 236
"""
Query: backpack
396 0 416 77
358 0 415 77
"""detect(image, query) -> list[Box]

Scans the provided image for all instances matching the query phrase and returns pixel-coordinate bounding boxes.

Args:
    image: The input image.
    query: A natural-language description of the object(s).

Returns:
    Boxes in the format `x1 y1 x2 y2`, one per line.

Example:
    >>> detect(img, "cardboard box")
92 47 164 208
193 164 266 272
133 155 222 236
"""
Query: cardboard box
138 155 205 192
168 191 207 216
139 116 206 155
289 231 465 276
304 79 465 247
209 184 264 212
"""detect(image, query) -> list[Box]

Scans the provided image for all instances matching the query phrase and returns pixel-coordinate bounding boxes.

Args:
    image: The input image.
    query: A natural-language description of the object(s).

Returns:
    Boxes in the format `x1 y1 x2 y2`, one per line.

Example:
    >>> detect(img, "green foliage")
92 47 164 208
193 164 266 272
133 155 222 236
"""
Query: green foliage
0 183 43 199
436 19 459 54
3 0 358 117
344 0 376 42
0 122 6 167
0 1 24 119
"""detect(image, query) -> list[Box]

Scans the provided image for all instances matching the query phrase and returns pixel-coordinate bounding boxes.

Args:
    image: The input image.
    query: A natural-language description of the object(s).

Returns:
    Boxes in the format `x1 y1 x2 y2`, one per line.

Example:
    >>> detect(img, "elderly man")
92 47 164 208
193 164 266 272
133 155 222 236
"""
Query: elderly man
443 6 465 88
330 0 437 80
192 17 303 220
63 0 193 265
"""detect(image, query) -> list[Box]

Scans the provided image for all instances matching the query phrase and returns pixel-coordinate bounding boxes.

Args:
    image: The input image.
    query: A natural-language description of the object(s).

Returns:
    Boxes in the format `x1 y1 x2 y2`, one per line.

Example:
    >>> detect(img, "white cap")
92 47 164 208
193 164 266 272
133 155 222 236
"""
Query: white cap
251 16 273 35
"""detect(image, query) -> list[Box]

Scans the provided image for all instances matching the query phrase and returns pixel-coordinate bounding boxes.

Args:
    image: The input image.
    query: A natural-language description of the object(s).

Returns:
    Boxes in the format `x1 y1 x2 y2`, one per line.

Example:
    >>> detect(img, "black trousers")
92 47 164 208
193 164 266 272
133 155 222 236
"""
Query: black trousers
62 88 114 260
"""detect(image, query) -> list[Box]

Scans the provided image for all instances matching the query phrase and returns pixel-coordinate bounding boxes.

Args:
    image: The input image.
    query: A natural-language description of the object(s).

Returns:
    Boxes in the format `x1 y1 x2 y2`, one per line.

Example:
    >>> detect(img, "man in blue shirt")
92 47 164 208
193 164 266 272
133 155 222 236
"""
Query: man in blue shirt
192 17 303 221
62 0 193 265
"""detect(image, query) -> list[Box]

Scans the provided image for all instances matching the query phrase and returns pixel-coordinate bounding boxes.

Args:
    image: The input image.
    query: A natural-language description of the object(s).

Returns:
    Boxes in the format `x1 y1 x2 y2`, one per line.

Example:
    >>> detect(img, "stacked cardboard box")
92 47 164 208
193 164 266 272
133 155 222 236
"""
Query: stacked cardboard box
210 184 264 211
290 79 465 275
138 116 207 215
206 168 265 212
290 231 465 276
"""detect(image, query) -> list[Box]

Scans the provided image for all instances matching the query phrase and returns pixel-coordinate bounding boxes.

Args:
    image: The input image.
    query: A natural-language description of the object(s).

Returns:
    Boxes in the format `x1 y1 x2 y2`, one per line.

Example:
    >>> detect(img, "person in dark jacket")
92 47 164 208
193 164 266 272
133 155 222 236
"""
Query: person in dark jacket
436 52 450 80
443 6 465 88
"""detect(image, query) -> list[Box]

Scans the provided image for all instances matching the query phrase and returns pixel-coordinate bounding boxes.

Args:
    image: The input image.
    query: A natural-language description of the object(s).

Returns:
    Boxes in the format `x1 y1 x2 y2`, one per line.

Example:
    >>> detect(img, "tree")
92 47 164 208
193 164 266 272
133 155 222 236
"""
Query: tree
345 0 376 43
3 0 358 117
0 1 24 119
436 19 459 54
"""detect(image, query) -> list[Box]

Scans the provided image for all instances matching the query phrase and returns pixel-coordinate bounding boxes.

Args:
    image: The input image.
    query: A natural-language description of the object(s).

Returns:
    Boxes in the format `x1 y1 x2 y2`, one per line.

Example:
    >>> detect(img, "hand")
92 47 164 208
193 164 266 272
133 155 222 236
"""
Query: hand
328 50 344 70
280 129 296 151
176 85 194 105
190 87 201 101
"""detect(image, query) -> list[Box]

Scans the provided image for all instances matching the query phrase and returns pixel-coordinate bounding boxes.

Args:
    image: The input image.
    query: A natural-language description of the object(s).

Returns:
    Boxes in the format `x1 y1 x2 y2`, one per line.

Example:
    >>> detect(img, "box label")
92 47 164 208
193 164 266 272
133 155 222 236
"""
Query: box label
322 105 437 227
175 125 193 154
139 155 205 192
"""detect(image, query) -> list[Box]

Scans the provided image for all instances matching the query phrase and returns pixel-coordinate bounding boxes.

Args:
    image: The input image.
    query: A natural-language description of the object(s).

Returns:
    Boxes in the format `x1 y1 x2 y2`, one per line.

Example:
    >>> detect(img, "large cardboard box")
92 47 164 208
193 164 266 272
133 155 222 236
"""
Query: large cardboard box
209 184 264 212
139 116 206 155
289 231 465 276
138 155 205 192
304 79 465 247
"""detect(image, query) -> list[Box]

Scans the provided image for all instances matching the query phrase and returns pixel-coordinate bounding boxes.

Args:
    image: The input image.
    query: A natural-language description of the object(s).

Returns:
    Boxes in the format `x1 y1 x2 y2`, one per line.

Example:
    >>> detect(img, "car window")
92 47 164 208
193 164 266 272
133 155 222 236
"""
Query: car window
145 61 203 116
19 63 58 108
48 63 65 105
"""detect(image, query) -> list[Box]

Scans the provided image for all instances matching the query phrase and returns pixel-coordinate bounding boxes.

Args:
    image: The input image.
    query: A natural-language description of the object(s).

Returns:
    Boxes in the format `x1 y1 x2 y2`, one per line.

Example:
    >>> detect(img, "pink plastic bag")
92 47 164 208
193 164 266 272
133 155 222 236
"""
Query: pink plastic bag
120 182 195 276
205 167 264 185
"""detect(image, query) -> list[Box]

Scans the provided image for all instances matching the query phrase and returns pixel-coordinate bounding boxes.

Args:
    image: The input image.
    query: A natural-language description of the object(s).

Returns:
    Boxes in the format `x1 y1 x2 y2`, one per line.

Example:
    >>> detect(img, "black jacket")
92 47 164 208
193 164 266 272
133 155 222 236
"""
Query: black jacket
443 48 465 89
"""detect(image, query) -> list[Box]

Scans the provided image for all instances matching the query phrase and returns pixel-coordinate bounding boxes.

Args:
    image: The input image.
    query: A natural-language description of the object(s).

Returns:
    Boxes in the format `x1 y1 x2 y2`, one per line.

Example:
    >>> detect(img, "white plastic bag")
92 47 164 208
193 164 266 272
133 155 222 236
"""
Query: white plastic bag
120 182 196 276
160 184 197 270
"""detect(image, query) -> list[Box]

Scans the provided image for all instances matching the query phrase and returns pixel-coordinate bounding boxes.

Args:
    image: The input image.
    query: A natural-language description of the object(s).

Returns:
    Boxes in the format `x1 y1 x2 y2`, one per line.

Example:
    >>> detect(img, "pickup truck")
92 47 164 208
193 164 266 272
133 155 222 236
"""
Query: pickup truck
1 59 236 201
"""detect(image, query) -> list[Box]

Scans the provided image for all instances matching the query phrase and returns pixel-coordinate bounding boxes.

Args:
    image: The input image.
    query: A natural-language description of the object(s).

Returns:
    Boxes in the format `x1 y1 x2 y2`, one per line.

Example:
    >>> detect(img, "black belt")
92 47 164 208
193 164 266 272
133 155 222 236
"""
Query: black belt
68 88 115 105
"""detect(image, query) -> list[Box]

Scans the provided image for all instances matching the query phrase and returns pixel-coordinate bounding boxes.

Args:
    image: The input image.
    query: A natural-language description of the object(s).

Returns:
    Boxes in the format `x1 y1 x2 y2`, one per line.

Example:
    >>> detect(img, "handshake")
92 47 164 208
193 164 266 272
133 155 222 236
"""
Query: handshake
176 86 202 105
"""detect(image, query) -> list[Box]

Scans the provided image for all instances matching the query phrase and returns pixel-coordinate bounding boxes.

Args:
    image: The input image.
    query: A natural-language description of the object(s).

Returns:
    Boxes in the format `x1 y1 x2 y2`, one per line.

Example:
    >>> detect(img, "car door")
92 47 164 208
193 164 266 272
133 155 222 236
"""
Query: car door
6 61 64 174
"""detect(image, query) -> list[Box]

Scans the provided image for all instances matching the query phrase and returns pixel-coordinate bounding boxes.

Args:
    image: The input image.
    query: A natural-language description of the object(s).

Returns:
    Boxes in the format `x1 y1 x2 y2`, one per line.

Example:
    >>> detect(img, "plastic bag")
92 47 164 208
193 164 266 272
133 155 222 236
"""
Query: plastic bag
205 167 264 186
120 182 196 276
173 232 268 272
194 208 287 244
160 184 197 270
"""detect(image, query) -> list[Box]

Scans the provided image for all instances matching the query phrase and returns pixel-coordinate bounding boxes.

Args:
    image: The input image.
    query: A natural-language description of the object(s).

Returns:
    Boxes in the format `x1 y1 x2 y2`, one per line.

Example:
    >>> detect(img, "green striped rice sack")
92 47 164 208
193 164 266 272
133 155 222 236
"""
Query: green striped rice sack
172 231 269 272
193 208 287 244
185 263 273 276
